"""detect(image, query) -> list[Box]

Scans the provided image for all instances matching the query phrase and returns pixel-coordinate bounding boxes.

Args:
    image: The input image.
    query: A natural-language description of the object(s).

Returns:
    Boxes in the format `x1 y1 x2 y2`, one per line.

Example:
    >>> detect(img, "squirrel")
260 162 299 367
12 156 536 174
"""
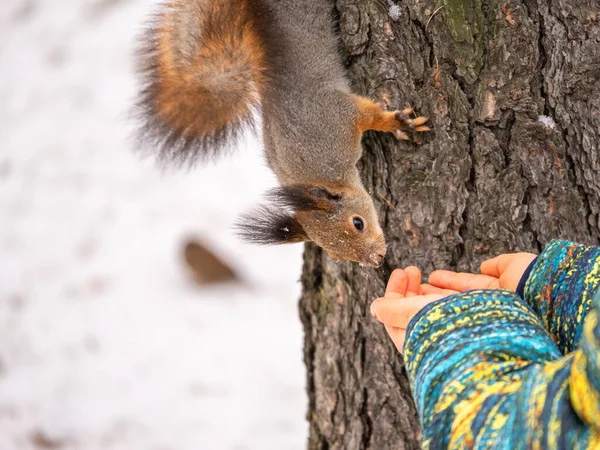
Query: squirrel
136 0 429 267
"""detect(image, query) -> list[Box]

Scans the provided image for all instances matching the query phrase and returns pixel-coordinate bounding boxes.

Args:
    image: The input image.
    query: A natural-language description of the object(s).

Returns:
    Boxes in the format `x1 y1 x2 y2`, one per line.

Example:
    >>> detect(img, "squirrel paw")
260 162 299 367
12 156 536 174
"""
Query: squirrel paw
353 96 430 139
392 108 431 140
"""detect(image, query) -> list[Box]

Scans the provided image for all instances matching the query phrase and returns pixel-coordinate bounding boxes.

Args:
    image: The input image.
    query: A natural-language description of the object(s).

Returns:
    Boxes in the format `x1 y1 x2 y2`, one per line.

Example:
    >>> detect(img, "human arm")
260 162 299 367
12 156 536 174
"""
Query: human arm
426 240 600 354
372 275 600 448
521 240 600 354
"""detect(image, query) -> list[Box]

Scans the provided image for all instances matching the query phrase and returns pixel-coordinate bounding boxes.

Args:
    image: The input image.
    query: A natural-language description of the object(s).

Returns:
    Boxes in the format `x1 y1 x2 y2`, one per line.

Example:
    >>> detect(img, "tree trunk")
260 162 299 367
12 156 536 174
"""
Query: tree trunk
299 0 600 448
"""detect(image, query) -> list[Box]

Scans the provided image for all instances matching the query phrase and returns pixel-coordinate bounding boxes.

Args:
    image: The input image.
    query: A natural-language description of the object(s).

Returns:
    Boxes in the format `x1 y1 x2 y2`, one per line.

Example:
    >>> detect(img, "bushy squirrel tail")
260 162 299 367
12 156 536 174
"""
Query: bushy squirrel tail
136 0 272 164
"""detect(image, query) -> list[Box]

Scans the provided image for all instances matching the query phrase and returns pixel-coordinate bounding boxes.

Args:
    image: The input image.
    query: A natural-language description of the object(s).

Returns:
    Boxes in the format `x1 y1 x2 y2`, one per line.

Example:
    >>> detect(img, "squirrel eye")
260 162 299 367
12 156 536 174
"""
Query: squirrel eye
352 217 365 232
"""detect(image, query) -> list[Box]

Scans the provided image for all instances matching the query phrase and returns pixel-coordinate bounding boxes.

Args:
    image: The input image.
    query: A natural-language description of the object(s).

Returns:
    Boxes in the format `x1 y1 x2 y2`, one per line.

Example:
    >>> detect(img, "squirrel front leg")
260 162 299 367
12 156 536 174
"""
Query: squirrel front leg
352 95 430 140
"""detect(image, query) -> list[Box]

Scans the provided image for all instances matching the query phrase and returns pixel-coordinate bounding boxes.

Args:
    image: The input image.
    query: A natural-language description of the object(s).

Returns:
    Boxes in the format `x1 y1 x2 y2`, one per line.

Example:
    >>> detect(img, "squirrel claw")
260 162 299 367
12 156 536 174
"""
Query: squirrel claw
394 110 411 123
391 112 430 141
394 111 430 131
413 116 429 126
393 130 411 140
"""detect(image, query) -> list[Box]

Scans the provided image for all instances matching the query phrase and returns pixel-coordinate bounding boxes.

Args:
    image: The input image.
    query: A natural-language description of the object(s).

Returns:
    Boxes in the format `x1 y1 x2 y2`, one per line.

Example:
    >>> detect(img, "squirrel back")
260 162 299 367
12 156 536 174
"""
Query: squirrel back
136 0 274 163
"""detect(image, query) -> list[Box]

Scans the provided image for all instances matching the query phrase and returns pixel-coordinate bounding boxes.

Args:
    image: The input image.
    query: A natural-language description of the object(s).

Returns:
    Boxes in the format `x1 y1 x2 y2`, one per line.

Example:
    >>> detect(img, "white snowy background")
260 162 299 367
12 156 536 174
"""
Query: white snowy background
0 0 307 449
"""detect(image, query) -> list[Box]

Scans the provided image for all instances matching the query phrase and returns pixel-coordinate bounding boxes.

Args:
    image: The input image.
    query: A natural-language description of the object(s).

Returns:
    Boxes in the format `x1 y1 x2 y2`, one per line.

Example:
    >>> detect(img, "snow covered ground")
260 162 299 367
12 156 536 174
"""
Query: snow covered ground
0 0 306 449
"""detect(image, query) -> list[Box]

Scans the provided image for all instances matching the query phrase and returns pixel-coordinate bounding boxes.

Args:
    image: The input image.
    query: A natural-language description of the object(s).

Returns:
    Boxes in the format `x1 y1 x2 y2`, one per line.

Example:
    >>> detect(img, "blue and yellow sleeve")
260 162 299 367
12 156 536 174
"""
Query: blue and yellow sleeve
523 240 600 354
403 289 560 448
570 288 600 434
403 240 600 449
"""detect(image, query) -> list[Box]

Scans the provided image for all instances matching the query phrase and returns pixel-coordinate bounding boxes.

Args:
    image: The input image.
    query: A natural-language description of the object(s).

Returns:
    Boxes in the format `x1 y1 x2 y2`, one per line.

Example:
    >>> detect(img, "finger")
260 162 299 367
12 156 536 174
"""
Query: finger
480 254 525 277
496 253 537 291
420 284 459 296
428 270 497 292
405 266 422 297
371 294 444 328
385 325 407 353
479 255 509 278
420 283 444 294
386 269 408 297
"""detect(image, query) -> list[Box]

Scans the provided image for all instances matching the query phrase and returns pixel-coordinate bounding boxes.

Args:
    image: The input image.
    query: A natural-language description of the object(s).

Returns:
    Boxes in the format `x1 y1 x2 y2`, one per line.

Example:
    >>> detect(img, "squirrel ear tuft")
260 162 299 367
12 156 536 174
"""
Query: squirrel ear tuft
267 185 343 212
235 206 309 244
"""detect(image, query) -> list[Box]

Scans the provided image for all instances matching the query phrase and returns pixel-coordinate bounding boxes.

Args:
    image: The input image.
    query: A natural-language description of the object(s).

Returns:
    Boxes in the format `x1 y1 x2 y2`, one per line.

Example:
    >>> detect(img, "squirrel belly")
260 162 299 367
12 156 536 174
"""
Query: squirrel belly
136 0 429 267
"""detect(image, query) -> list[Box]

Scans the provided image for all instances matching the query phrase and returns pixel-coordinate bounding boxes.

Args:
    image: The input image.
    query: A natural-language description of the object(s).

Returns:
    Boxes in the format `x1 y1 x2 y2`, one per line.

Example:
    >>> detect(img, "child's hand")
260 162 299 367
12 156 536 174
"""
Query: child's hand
372 253 537 352
427 252 537 293
371 267 446 352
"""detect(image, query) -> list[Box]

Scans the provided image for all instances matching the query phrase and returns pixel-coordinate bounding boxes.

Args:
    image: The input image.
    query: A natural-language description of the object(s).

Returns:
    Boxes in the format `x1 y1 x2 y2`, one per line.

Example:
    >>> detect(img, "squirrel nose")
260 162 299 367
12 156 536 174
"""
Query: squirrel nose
372 253 385 267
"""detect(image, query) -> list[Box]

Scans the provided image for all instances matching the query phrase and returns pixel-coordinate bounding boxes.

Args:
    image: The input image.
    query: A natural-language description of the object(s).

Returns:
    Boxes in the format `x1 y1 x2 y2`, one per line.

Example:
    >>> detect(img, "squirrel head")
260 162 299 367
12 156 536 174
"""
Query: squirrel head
236 184 387 267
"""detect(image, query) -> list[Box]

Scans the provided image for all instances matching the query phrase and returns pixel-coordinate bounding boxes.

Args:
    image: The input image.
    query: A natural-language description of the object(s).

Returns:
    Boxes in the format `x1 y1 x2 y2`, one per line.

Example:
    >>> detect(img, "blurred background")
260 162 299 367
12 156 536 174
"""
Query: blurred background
0 0 306 449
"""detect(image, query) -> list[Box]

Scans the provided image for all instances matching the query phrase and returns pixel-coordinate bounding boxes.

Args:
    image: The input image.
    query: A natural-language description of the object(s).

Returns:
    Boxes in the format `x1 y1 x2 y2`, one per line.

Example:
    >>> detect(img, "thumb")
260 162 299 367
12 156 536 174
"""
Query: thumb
480 254 513 277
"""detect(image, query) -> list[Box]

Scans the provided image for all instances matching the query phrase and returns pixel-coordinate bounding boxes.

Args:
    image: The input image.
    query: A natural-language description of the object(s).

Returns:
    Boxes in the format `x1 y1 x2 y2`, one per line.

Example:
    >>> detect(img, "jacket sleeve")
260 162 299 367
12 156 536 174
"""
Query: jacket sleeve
403 289 600 449
568 288 600 434
523 239 600 354
403 289 560 449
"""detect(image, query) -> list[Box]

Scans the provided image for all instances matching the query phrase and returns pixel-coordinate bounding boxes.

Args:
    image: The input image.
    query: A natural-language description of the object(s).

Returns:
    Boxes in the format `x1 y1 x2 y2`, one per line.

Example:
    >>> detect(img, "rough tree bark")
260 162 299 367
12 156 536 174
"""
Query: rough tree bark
299 0 600 448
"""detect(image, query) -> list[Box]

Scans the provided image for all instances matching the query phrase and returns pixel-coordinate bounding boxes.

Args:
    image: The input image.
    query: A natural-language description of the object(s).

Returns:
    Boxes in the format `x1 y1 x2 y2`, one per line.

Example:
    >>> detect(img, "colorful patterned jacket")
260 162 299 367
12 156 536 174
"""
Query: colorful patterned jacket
404 240 600 449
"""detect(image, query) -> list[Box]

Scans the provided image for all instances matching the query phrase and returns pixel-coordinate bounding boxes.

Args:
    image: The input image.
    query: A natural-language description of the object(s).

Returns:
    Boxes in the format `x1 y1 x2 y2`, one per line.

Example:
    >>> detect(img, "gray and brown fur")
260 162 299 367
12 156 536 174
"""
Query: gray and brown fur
136 0 428 267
